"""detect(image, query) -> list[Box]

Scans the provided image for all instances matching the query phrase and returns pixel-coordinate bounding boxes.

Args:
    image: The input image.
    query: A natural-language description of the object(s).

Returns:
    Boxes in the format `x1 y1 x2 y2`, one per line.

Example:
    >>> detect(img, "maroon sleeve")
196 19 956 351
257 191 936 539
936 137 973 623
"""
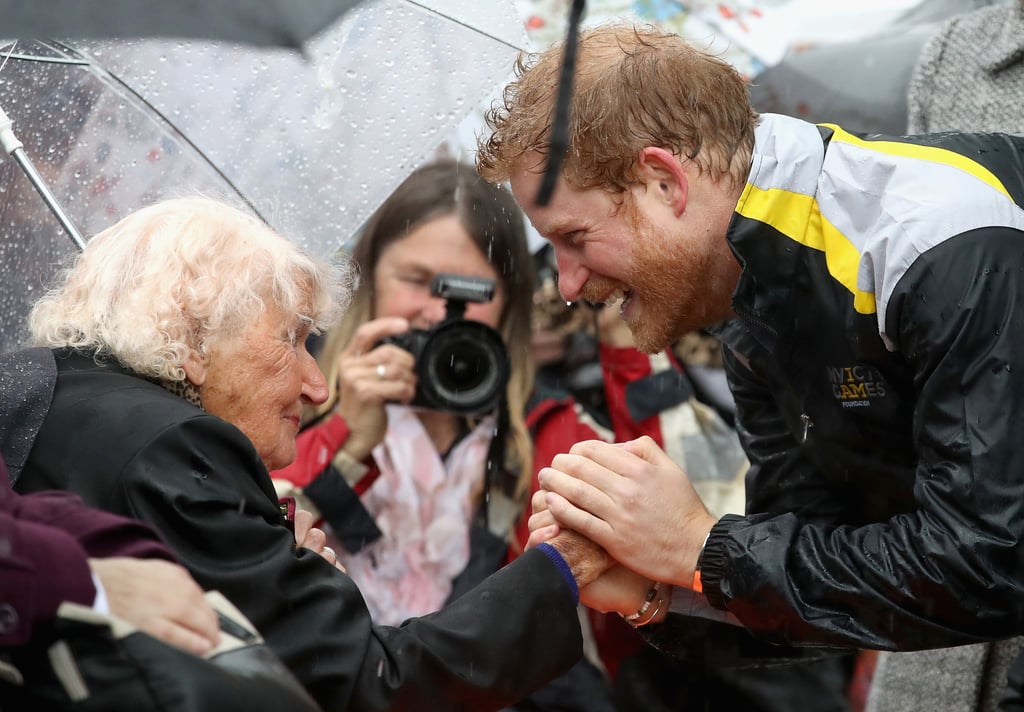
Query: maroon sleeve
0 458 174 645
0 499 96 645
11 488 176 561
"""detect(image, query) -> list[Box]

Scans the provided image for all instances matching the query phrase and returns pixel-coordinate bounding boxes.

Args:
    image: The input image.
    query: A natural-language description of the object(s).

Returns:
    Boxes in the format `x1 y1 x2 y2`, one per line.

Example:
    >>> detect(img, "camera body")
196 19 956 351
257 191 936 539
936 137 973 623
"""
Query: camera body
378 273 510 416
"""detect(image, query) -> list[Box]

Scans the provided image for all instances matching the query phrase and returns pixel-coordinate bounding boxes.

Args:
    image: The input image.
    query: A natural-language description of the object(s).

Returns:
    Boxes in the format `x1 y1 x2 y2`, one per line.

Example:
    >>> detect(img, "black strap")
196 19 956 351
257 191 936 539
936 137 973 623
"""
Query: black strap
535 0 586 207
305 465 383 553
481 393 510 531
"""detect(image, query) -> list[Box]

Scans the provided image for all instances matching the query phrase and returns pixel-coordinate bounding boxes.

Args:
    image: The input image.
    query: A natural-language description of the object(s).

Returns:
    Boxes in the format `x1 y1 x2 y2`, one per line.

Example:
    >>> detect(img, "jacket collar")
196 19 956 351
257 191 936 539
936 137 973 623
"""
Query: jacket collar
726 114 826 335
0 347 57 484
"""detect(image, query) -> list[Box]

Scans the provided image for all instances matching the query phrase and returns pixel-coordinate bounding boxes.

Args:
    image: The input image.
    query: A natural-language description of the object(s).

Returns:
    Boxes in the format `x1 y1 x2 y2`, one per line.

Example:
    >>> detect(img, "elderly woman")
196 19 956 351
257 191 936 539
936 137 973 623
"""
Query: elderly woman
9 196 617 712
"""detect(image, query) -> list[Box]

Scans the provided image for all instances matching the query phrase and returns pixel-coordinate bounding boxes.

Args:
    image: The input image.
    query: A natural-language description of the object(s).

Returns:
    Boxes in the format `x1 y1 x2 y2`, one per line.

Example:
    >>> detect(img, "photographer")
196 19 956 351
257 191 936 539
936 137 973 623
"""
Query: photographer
272 159 621 712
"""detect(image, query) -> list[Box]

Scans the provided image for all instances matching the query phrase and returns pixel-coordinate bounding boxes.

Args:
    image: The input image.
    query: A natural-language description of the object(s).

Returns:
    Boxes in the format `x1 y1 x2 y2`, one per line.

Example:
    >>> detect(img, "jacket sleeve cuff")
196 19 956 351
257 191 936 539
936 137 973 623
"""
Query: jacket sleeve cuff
534 542 579 604
330 448 371 488
699 513 745 611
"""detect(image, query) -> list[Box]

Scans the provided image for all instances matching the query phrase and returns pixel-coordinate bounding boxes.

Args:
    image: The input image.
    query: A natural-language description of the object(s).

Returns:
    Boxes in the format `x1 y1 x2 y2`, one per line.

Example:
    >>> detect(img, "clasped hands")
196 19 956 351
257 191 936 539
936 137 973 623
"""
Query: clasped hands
529 436 717 619
294 508 347 574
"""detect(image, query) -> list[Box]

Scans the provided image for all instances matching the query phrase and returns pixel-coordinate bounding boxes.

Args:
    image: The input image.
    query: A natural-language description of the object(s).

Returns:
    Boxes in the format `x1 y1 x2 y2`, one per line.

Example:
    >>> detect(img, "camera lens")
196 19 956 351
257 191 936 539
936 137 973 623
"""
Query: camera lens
434 339 490 392
419 321 510 415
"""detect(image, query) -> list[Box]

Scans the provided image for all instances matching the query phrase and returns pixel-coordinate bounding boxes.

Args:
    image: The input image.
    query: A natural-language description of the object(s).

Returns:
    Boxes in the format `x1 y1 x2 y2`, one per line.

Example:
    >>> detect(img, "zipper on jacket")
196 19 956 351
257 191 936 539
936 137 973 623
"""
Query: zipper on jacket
800 413 813 443
732 304 778 354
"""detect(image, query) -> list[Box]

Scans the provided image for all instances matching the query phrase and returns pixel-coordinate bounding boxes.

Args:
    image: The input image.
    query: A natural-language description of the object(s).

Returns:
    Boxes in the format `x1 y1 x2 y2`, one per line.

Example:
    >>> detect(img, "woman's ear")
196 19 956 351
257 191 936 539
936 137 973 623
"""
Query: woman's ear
636 147 688 217
182 348 208 387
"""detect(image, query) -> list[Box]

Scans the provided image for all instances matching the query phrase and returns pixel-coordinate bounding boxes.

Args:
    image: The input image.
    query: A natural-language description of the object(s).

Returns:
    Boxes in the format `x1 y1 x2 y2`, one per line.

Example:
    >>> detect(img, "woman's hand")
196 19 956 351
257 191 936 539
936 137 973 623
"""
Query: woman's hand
293 509 347 574
89 557 221 655
333 317 416 461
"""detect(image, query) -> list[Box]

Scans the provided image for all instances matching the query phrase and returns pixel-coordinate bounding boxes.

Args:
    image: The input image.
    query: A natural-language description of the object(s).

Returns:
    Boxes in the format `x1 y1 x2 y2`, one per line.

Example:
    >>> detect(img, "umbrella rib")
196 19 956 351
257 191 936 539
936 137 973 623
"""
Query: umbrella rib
1 39 91 67
0 51 91 66
401 0 527 52
0 41 13 74
46 40 271 229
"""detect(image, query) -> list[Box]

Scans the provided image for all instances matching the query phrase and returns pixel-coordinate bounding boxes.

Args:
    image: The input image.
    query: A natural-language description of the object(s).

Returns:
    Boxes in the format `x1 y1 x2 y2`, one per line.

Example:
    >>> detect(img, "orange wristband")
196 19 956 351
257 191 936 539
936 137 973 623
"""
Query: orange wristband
691 529 710 593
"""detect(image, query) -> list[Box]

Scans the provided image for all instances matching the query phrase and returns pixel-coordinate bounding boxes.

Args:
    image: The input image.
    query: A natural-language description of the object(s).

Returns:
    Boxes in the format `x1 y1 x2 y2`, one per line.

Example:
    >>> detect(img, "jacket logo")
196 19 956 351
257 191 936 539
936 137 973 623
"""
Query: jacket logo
827 365 887 408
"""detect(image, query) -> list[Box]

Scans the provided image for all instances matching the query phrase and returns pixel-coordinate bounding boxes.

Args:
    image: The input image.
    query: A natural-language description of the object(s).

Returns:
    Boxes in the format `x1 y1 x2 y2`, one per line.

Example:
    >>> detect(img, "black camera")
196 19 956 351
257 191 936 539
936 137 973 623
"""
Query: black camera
378 273 510 416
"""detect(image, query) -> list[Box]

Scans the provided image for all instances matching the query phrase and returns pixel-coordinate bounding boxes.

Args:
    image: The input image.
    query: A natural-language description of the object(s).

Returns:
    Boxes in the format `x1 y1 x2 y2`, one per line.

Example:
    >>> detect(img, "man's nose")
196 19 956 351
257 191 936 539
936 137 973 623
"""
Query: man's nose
554 249 589 301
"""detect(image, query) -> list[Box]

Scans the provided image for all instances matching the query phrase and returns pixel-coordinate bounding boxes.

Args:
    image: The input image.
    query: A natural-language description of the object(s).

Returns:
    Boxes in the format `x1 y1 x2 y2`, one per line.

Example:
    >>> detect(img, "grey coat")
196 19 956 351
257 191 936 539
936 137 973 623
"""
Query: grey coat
907 1 1024 133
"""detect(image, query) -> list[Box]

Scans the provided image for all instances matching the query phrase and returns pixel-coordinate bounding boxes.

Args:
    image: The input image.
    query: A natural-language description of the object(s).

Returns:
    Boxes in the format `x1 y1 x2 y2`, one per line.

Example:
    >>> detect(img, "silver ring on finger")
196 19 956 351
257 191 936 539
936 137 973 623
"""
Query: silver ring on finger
376 363 387 380
323 546 338 564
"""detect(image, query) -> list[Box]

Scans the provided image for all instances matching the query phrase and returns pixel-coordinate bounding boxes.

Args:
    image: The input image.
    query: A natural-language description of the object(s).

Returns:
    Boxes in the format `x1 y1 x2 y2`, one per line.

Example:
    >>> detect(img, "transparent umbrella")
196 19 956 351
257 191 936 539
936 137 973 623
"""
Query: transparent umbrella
0 0 528 352
73 0 528 257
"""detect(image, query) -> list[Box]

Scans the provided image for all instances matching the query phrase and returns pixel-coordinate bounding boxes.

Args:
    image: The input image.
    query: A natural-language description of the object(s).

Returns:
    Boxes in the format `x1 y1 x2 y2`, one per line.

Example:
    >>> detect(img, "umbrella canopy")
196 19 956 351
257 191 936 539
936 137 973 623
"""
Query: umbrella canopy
0 0 528 352
0 40 264 350
0 0 364 49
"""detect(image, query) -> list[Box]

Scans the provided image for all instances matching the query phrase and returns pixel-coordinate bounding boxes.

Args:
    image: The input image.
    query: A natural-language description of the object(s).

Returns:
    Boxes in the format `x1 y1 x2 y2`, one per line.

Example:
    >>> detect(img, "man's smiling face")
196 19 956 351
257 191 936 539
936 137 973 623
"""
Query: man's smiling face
510 155 720 353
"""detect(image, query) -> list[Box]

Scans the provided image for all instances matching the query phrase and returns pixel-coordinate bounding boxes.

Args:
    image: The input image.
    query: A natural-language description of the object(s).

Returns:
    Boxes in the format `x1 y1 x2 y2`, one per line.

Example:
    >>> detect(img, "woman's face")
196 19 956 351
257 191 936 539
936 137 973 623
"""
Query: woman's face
372 214 505 329
194 300 328 471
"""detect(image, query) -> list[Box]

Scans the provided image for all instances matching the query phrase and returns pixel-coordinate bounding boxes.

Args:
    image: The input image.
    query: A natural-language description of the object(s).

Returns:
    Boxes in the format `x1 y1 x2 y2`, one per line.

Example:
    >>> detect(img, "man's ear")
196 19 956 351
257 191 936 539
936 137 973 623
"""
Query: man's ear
182 348 208 387
636 147 688 218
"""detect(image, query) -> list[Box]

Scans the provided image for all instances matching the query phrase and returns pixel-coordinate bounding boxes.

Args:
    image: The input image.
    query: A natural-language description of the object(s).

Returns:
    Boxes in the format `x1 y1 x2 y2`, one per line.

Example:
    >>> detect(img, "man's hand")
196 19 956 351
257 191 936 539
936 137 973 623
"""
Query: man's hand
539 436 717 587
294 509 346 573
579 563 670 618
531 491 670 619
89 557 220 656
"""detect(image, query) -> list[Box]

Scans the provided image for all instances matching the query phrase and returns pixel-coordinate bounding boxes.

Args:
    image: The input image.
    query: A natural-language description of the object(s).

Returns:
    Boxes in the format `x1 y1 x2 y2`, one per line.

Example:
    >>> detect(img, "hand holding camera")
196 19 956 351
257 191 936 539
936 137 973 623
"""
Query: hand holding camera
377 274 510 417
333 274 510 460
332 316 417 461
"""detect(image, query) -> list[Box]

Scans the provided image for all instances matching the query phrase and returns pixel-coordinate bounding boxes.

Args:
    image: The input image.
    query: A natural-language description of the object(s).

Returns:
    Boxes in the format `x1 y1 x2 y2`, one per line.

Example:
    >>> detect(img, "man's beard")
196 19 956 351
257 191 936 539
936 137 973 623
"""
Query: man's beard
583 205 715 354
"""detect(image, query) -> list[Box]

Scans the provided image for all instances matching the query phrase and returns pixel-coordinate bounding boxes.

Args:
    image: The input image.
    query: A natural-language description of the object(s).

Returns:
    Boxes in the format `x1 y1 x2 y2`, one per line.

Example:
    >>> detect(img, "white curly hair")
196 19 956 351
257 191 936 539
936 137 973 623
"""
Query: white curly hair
29 196 352 383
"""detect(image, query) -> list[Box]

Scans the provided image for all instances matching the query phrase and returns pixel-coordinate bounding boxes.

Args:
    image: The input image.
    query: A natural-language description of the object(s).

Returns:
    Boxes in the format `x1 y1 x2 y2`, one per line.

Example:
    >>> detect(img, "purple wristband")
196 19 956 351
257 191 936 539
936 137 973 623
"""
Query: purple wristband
536 542 579 603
